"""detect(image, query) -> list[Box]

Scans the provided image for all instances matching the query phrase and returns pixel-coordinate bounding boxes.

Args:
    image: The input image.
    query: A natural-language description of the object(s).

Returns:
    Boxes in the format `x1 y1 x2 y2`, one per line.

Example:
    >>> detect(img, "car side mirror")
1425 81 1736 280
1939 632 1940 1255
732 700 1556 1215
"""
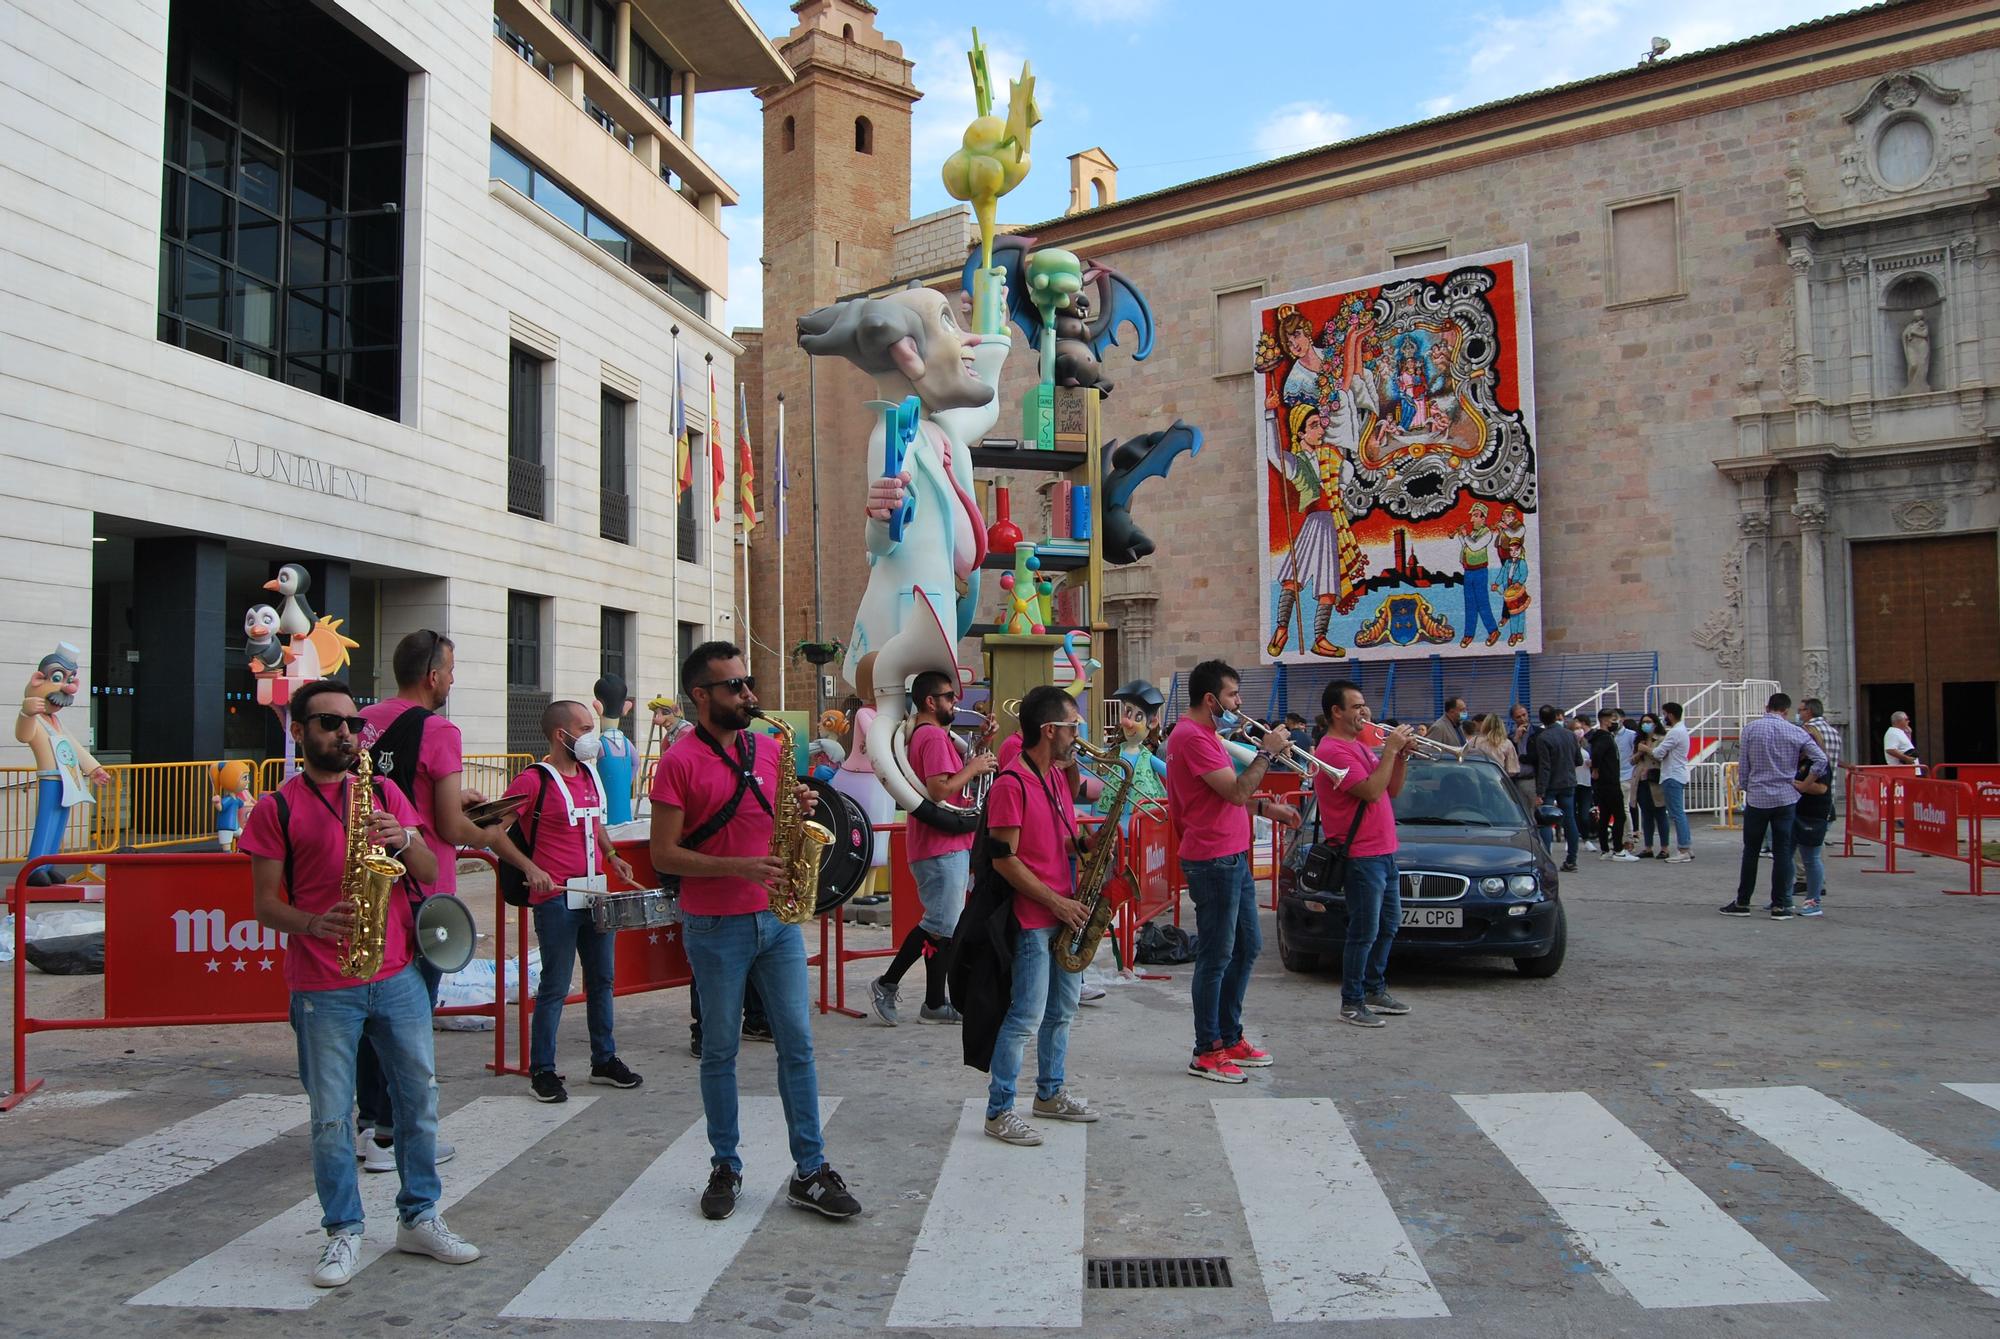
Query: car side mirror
1535 804 1562 826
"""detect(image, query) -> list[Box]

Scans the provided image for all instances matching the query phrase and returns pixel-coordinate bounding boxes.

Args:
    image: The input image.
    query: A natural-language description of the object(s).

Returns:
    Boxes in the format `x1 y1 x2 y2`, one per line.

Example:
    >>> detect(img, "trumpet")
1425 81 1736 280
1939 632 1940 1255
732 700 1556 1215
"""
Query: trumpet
1360 719 1469 761
1220 713 1349 785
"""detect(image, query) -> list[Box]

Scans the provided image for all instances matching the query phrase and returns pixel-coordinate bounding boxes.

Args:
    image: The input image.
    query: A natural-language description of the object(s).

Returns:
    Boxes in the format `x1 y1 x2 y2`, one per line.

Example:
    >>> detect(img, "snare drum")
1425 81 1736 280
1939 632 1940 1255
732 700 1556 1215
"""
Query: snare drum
587 887 680 933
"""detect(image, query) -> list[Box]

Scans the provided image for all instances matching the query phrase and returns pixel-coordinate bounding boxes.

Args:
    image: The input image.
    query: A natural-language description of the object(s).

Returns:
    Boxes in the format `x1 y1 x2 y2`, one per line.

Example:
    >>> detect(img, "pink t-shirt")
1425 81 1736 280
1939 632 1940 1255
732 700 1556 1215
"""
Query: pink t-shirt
985 757 1076 931
359 700 463 896
240 771 422 992
996 732 1023 772
1166 718 1252 860
650 729 781 916
906 722 975 862
1312 735 1400 857
502 763 604 903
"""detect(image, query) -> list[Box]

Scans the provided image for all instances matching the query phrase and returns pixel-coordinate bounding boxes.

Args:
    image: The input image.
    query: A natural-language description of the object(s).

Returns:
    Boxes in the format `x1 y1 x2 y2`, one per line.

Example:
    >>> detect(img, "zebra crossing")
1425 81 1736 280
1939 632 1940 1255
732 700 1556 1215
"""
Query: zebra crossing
3 1081 1998 1327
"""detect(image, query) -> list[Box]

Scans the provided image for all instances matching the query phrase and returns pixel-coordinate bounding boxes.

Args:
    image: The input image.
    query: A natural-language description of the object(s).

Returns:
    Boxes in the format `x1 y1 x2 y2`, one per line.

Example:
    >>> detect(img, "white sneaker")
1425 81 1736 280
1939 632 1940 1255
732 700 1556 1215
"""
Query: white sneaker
353 1124 373 1161
434 1138 456 1166
311 1230 362 1288
1079 984 1107 1006
395 1215 481 1265
1664 851 1694 864
1582 840 1598 852
1613 851 1639 862
363 1138 397 1174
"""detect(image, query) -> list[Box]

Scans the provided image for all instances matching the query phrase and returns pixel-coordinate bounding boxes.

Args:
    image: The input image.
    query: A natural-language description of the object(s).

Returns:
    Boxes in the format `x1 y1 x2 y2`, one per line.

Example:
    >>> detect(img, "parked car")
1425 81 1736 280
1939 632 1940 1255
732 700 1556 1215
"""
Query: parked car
1274 756 1566 978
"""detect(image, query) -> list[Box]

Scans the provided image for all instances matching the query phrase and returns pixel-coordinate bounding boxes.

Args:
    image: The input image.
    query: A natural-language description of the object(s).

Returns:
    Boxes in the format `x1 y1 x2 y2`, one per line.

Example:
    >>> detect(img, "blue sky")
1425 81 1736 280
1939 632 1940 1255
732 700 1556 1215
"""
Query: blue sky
701 0 1865 328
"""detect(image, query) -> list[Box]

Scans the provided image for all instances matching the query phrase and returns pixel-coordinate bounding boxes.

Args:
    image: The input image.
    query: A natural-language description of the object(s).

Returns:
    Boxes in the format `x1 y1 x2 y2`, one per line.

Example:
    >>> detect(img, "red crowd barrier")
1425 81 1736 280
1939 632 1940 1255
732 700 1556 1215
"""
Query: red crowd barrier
1901 775 1987 896
1834 765 1990 895
1937 764 2000 820
1838 765 1916 874
7 849 511 1112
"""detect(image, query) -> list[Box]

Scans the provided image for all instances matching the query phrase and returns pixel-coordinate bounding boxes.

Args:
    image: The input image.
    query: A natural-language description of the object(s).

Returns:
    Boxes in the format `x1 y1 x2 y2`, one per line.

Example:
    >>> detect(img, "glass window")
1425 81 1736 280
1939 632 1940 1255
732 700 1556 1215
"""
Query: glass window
677 431 701 563
530 171 587 233
553 0 615 66
509 348 545 464
156 0 405 418
600 388 628 494
490 137 532 195
630 36 674 123
507 593 542 688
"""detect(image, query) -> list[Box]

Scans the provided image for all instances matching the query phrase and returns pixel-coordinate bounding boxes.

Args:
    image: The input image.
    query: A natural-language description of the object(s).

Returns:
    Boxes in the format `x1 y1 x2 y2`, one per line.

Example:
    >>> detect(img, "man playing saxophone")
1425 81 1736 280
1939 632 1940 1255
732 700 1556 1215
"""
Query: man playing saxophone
243 679 479 1288
980 686 1100 1147
649 642 862 1223
870 670 995 1027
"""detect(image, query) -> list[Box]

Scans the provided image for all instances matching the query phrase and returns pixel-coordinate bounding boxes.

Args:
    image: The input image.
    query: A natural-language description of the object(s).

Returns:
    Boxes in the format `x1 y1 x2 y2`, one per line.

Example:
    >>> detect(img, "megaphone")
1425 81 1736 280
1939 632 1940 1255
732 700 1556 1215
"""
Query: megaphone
413 894 476 974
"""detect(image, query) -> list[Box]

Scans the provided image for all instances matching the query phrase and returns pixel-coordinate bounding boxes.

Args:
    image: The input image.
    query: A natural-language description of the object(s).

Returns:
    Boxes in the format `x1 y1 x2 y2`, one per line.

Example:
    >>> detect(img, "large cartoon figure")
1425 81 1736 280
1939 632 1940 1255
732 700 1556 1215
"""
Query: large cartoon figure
213 759 255 851
15 643 109 885
252 562 359 777
592 673 637 826
797 286 1002 823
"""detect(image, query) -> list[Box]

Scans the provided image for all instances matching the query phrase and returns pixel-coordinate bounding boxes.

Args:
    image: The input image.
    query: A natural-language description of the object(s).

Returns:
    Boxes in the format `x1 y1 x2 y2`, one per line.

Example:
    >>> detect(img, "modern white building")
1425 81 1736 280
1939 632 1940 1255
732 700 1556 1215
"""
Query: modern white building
0 0 785 762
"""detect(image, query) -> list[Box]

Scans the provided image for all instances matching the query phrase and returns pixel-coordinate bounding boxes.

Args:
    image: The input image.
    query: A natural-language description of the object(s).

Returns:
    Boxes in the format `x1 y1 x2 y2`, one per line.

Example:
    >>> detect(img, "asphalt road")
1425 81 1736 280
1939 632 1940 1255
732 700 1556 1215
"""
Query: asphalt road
1 818 1996 1338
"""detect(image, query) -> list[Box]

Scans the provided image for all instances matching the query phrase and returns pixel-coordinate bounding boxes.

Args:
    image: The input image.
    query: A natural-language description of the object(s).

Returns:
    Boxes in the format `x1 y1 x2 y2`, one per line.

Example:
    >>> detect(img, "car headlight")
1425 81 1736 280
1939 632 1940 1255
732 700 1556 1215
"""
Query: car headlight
1478 876 1506 895
1507 874 1539 898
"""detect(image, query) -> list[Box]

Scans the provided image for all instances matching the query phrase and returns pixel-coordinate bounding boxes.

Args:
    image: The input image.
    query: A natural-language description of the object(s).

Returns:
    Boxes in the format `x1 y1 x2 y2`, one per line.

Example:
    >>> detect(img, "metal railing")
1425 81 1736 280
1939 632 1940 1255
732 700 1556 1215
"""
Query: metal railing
599 487 631 543
1564 684 1620 720
463 752 535 800
508 455 546 519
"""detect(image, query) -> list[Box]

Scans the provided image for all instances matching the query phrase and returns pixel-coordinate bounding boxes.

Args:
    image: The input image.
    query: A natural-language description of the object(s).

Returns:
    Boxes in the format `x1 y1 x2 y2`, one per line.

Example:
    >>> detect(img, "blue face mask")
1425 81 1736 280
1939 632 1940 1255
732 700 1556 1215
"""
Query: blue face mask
1641 723 1655 735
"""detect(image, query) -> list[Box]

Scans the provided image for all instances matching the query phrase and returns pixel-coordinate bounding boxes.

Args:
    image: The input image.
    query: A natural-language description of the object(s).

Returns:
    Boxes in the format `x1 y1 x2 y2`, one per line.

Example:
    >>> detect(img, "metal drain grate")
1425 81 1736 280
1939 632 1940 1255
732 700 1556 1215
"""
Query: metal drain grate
1087 1256 1234 1289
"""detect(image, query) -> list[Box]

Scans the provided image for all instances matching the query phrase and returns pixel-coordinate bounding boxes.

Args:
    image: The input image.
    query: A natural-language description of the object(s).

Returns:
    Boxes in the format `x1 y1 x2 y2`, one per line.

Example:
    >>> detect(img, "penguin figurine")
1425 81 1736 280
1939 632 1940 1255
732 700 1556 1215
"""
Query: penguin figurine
264 563 317 638
244 604 283 674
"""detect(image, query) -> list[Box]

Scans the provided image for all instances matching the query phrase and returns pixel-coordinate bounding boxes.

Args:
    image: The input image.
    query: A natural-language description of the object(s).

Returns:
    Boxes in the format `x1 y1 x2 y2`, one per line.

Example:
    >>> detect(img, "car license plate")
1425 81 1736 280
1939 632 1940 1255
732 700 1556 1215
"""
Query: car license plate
1400 907 1462 929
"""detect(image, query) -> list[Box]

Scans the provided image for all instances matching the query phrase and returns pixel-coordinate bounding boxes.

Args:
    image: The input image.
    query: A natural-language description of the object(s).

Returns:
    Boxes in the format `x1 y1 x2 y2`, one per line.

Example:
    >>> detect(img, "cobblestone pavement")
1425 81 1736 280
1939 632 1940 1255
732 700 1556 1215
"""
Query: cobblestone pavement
1 820 1996 1338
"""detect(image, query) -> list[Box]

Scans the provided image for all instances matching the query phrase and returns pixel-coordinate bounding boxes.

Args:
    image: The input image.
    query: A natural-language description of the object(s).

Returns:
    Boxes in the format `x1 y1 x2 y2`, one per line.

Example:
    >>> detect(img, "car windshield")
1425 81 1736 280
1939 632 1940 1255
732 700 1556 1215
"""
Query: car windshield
1390 759 1525 828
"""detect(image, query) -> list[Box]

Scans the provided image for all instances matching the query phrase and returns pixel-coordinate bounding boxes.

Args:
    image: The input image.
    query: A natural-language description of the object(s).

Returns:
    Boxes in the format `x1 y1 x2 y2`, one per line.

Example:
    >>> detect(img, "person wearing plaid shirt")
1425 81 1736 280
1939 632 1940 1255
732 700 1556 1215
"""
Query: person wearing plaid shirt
1721 693 1828 920
1792 699 1842 916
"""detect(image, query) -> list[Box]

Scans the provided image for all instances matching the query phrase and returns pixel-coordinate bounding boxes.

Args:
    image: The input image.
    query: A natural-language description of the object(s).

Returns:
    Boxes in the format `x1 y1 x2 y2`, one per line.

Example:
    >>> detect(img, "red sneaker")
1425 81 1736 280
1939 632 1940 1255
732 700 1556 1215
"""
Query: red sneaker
1222 1040 1273 1068
1186 1050 1248 1084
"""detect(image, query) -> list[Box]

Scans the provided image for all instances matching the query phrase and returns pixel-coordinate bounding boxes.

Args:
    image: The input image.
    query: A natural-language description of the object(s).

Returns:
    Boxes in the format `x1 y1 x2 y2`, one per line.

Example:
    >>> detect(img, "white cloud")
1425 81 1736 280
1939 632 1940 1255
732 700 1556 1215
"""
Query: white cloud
1420 0 1843 120
1253 102 1356 160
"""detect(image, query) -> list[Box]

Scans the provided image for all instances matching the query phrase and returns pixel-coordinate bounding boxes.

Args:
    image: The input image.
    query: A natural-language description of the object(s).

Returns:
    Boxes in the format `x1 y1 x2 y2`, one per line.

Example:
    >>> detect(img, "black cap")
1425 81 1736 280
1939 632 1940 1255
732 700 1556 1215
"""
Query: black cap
1108 679 1164 712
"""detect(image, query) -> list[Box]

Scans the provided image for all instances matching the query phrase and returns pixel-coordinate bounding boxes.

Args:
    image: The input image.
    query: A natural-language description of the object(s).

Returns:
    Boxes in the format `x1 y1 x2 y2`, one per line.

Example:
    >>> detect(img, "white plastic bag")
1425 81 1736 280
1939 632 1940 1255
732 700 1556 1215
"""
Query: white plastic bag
433 949 542 1031
0 909 107 964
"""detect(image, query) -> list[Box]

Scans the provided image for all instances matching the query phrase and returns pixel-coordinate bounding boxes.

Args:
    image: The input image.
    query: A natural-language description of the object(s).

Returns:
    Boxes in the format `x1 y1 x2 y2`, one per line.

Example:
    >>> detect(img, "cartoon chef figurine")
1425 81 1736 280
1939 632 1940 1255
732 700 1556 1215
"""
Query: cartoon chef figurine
213 760 256 851
15 643 110 886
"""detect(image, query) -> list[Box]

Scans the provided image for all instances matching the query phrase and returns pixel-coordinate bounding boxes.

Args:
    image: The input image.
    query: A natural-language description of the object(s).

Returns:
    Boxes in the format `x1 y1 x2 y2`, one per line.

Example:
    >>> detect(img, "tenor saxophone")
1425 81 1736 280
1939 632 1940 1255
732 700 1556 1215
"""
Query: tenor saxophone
1053 737 1136 973
338 747 405 978
752 709 834 924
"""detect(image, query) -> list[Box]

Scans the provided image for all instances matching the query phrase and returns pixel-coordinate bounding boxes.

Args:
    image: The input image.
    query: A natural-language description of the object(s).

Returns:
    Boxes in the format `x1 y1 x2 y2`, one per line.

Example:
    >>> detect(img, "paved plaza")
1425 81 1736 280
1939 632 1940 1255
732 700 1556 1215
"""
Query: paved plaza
2 821 1997 1338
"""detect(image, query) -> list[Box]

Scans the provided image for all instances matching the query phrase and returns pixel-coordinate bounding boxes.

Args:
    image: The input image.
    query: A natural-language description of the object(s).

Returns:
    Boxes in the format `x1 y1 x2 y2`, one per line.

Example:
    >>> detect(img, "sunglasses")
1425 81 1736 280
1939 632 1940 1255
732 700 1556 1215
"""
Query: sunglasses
303 712 369 735
694 676 756 695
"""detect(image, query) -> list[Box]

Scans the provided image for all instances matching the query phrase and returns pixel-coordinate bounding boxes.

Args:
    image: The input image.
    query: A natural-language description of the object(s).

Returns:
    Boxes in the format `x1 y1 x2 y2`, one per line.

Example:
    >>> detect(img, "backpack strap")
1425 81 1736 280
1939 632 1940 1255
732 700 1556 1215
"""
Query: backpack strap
518 764 556 857
273 791 294 904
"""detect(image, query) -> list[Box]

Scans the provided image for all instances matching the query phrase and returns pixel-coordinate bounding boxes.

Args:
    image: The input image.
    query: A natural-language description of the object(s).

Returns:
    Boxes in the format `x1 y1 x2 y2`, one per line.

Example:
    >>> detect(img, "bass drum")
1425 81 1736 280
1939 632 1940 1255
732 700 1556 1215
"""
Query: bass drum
809 777 873 917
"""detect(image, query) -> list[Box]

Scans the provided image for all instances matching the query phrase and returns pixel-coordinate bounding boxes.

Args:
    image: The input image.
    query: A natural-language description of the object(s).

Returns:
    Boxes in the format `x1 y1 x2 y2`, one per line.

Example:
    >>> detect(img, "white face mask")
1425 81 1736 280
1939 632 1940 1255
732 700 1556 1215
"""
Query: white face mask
567 728 603 762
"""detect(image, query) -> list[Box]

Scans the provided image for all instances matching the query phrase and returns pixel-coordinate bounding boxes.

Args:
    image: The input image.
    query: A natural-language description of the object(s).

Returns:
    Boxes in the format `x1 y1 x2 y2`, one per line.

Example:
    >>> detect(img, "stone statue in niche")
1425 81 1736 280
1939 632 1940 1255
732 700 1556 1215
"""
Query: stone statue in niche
1901 314 1931 394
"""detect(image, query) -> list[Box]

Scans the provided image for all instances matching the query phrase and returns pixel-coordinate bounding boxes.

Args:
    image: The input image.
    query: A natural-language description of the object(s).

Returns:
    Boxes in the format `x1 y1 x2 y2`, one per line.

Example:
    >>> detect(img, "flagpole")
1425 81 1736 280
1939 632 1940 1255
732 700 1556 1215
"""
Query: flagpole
776 390 787 711
704 351 717 651
808 356 825 723
670 324 682 697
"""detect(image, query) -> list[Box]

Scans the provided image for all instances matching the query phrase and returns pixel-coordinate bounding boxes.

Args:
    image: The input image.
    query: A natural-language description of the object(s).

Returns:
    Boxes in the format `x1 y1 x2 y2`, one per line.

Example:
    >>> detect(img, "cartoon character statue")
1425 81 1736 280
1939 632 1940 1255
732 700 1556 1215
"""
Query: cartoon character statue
244 604 283 674
1101 421 1203 566
647 695 692 756
252 563 360 778
941 27 1038 332
213 760 256 851
1094 680 1169 833
15 643 110 886
965 235 1156 395
806 709 848 782
592 673 637 826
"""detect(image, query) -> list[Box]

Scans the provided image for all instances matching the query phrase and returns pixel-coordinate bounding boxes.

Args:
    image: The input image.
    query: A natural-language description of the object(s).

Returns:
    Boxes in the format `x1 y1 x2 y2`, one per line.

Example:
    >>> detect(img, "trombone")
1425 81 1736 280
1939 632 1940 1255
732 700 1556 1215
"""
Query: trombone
1221 714 1349 785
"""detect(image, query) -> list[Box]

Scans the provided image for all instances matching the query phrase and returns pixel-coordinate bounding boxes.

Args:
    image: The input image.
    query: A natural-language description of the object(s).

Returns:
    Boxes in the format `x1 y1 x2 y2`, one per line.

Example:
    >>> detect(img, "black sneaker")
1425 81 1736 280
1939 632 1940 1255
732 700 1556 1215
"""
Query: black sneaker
590 1056 643 1089
1718 902 1752 916
530 1070 568 1103
700 1166 742 1221
1769 906 1798 920
742 1018 775 1044
1559 862 1578 873
788 1164 861 1219
689 1026 702 1059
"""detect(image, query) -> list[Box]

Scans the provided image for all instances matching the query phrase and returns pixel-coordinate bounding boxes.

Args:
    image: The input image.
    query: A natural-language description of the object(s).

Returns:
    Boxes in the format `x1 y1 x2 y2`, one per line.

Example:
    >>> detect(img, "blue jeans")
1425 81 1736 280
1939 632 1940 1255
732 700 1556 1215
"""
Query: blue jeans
356 952 442 1130
913 849 970 937
1796 812 1828 902
1183 852 1260 1054
681 910 824 1177
1663 778 1692 849
1637 782 1668 848
1537 787 1580 864
1736 803 1797 909
1340 853 1401 1004
531 899 618 1073
986 925 1082 1117
290 962 441 1234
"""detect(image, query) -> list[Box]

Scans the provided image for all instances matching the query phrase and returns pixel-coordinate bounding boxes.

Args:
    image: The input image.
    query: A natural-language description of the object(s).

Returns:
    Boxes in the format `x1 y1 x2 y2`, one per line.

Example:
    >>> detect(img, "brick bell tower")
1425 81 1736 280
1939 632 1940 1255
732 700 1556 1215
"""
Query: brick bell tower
748 0 919 713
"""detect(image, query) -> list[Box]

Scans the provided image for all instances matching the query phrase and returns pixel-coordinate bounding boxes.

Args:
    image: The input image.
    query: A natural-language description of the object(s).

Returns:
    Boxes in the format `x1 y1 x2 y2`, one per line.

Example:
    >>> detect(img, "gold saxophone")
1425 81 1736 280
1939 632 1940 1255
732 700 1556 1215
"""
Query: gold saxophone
338 747 405 978
1053 737 1136 973
752 709 834 924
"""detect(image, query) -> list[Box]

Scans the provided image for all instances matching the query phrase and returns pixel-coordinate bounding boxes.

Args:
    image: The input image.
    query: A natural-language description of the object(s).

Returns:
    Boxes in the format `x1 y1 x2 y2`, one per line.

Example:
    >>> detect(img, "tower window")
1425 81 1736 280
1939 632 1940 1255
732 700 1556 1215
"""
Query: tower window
782 115 795 152
855 116 873 155
843 23 854 40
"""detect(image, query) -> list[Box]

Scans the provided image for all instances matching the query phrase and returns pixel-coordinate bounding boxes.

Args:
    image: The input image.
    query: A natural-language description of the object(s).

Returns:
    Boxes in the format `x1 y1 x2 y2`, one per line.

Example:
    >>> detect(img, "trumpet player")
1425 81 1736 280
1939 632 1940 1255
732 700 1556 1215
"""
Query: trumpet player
1315 680 1415 1029
244 679 477 1288
871 671 995 1026
1167 660 1300 1084
649 642 861 1224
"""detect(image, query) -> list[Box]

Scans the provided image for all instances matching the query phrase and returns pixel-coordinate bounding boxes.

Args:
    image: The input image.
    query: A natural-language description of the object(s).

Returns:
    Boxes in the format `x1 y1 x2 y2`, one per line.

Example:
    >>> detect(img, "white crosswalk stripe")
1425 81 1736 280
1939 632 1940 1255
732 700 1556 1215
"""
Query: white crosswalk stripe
0 1079 1985 1325
887 1099 1089 1329
0 1093 307 1262
1457 1091 1823 1309
1216 1096 1450 1321
1698 1085 2000 1299
501 1096 839 1324
129 1095 590 1309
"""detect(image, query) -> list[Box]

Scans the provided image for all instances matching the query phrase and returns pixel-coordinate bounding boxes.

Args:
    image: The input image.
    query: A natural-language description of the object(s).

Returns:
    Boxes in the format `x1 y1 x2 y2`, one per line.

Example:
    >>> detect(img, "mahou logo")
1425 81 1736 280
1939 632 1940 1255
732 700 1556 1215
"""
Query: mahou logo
1912 801 1948 827
171 908 287 954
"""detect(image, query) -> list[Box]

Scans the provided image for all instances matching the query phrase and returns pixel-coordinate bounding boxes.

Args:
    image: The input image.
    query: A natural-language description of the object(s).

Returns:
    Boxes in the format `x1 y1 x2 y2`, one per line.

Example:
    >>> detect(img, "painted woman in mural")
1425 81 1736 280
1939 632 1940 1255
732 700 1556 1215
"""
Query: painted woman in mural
1265 403 1369 657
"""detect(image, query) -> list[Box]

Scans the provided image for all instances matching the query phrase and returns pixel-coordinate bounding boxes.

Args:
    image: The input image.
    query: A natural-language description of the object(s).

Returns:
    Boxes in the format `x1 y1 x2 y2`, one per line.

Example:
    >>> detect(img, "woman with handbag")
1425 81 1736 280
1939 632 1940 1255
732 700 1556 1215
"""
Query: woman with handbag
1630 713 1669 858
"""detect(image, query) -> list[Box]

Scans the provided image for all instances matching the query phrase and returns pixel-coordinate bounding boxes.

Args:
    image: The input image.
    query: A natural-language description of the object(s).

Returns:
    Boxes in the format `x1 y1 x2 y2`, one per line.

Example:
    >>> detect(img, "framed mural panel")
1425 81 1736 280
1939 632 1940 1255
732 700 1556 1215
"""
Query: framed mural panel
1252 245 1541 663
